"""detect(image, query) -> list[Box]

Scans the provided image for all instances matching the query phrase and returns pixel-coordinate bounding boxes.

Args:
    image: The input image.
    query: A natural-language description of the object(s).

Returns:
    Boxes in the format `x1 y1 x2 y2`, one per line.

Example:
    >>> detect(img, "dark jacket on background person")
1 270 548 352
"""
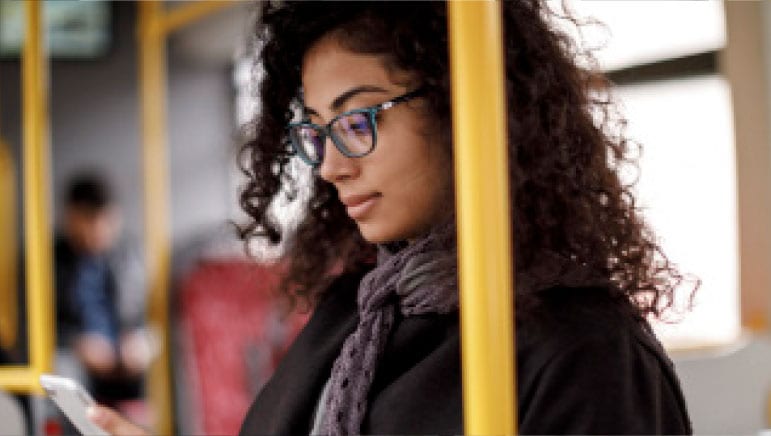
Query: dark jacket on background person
240 271 692 435
54 235 146 348
53 235 147 401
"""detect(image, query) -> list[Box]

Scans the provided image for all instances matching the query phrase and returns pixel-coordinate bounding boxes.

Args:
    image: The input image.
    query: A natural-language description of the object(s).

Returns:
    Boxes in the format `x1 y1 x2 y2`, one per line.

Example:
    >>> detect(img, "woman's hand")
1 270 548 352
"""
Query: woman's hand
88 405 149 436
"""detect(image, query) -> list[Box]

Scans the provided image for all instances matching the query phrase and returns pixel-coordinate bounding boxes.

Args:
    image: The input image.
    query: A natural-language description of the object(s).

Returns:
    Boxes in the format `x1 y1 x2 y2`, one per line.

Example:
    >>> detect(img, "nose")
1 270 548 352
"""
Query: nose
318 136 359 183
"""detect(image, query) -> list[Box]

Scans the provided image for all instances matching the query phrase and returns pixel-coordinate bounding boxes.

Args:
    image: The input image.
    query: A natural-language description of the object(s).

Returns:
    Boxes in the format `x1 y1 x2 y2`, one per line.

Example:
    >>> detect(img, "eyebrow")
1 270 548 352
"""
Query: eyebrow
303 85 389 117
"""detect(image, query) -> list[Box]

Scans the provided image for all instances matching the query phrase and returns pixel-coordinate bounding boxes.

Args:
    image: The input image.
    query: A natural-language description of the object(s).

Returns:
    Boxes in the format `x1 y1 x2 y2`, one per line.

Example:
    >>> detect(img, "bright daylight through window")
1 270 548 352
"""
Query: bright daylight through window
561 0 738 348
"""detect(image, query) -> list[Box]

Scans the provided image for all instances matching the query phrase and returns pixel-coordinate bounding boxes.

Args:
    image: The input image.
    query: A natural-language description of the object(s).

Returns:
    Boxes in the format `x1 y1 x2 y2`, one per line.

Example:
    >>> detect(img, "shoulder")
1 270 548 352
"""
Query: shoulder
517 285 674 385
240 270 365 436
278 269 364 361
518 285 650 354
312 270 364 320
516 285 692 434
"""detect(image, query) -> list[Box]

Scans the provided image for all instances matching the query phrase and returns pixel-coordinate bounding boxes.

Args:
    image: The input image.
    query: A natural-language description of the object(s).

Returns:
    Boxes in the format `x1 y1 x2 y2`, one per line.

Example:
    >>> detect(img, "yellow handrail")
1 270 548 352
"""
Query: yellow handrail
136 1 240 432
448 1 516 435
0 40 18 351
138 2 173 434
0 367 40 393
22 0 54 394
0 136 18 352
162 0 236 34
0 0 54 395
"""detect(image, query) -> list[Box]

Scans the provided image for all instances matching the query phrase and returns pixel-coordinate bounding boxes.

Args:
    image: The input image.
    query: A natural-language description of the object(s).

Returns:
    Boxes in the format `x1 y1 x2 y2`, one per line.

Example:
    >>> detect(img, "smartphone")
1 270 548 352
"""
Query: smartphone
39 374 110 436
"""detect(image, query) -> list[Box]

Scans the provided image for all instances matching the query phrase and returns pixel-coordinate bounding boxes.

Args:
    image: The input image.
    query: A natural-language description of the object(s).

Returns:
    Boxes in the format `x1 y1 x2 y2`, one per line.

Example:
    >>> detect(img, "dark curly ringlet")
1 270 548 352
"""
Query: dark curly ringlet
239 1 697 320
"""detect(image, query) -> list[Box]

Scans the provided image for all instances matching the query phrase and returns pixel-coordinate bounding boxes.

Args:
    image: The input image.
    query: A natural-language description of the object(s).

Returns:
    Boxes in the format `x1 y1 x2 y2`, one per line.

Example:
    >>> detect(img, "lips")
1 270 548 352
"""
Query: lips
341 193 381 220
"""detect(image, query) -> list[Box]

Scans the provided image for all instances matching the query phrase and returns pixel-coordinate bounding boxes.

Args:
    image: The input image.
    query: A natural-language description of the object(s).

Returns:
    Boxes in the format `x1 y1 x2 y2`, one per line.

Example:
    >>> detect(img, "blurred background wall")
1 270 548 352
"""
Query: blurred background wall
0 2 245 248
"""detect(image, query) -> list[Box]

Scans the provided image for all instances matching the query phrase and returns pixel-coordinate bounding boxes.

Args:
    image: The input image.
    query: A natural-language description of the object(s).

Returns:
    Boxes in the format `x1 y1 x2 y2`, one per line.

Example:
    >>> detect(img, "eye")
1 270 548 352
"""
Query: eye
350 119 369 133
339 113 372 137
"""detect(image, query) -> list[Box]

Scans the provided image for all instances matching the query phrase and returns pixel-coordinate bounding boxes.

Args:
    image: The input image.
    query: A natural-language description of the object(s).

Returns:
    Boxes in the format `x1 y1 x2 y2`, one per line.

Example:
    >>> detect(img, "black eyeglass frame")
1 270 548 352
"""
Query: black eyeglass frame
287 88 425 167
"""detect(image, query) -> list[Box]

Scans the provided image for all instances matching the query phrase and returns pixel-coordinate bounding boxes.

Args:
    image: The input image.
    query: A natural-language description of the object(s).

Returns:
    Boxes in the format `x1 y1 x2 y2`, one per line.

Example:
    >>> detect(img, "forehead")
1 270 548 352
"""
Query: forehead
301 36 402 110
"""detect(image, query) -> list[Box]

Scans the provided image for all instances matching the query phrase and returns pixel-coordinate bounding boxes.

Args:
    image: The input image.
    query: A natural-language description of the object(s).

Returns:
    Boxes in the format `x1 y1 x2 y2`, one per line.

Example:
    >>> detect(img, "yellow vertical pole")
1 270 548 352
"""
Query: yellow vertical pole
0 64 19 351
448 1 516 435
0 136 18 352
23 0 54 390
138 2 174 434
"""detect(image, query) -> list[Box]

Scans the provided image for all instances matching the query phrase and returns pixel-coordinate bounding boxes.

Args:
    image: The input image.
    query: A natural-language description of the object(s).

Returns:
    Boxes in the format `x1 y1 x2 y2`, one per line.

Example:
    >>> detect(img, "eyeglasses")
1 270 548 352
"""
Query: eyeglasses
287 88 424 167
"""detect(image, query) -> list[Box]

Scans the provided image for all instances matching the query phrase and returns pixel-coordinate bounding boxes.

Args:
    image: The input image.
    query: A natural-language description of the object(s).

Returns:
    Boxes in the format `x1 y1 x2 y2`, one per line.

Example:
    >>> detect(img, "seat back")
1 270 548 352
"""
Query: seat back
174 260 307 435
0 389 27 435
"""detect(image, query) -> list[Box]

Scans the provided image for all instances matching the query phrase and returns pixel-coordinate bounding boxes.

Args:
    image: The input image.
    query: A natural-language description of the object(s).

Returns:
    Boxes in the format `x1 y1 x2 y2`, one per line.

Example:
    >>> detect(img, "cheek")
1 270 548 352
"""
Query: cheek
409 157 453 221
376 140 453 239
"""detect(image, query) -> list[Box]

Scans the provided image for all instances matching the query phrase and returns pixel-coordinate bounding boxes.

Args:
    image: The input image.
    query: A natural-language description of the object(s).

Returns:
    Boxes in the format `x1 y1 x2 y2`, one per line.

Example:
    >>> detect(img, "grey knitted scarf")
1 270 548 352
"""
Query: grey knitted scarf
322 222 458 436
320 222 610 435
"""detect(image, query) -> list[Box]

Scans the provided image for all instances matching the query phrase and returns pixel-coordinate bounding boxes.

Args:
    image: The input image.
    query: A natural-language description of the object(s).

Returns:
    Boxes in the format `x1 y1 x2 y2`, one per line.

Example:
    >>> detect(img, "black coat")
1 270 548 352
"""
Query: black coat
240 271 691 435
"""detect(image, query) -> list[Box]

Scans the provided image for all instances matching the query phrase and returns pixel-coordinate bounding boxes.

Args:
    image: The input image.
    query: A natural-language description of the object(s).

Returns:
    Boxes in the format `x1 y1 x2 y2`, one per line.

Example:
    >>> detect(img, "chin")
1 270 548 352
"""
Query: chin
357 222 404 244
357 219 431 244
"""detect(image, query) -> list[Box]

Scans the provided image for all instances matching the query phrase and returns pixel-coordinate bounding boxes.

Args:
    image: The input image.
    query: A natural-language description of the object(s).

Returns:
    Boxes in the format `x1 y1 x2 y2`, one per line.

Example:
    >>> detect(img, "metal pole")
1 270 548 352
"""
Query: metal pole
0 137 18 353
0 21 18 352
448 1 516 434
138 3 174 434
161 0 236 34
136 1 239 431
0 64 18 353
22 0 54 394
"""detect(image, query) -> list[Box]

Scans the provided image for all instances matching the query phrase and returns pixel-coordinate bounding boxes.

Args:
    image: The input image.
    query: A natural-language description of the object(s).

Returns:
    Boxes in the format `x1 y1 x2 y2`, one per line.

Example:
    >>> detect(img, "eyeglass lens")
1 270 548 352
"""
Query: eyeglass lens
290 111 374 165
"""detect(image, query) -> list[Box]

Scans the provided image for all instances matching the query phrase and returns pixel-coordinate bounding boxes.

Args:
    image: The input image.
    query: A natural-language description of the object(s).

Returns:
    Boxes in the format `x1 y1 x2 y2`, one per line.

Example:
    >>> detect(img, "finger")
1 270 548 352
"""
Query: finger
88 405 148 436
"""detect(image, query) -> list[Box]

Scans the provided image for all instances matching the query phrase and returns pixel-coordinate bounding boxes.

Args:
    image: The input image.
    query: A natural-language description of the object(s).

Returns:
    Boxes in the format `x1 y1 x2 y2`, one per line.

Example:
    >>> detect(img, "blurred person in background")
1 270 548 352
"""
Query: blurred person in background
54 173 151 414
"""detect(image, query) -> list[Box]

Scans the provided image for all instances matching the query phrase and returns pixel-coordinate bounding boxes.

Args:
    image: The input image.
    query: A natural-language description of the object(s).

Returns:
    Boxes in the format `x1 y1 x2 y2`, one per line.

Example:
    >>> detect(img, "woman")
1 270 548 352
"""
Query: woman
91 1 694 434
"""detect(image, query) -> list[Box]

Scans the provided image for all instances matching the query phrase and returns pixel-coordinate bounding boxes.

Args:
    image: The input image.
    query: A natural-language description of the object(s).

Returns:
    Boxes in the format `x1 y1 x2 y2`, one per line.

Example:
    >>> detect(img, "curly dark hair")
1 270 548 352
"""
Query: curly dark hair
239 0 696 319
